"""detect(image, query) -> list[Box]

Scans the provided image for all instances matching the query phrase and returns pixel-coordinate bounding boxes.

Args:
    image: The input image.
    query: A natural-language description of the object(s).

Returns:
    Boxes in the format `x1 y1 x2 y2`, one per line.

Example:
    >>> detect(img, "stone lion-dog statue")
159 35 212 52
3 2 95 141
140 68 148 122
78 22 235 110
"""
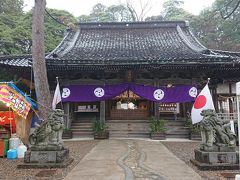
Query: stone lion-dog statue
199 109 236 151
29 109 64 150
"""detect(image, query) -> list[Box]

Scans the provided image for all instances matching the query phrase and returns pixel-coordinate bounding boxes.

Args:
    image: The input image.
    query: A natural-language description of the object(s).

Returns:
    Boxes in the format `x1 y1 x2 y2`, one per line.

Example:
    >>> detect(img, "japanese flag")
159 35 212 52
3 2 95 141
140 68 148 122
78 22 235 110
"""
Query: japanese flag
191 84 215 124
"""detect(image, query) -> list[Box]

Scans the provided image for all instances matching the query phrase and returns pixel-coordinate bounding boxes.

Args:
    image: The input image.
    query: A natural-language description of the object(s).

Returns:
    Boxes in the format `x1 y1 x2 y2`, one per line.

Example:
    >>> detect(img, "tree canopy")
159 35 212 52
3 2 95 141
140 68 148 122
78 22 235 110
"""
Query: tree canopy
78 3 132 22
0 0 76 55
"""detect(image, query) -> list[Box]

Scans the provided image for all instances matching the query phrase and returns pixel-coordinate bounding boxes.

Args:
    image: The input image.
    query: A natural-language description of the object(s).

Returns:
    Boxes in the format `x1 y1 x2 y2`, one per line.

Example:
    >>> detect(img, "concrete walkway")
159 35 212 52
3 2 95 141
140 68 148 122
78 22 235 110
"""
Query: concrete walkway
64 139 202 180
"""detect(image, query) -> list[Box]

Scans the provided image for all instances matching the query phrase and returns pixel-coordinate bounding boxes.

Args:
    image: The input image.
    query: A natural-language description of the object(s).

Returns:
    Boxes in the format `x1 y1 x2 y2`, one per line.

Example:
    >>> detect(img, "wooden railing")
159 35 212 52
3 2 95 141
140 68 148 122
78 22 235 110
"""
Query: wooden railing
217 113 238 122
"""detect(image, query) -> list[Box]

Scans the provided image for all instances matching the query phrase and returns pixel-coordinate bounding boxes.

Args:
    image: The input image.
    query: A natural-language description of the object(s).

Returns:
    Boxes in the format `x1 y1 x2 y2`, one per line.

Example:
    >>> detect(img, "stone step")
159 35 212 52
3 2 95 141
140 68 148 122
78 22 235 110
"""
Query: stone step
75 120 94 123
72 131 94 136
71 122 93 126
166 128 190 133
166 134 190 139
110 132 150 138
108 128 150 132
166 132 190 136
107 123 149 127
71 129 93 132
71 120 94 138
72 134 94 138
107 119 189 139
71 128 93 132
71 125 92 128
166 121 186 126
107 120 148 123
70 119 189 139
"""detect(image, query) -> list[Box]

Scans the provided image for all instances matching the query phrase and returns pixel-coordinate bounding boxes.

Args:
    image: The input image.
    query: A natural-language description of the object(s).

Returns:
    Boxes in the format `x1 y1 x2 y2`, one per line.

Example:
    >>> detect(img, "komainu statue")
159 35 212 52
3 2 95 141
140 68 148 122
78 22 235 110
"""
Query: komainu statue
29 109 64 150
199 109 236 151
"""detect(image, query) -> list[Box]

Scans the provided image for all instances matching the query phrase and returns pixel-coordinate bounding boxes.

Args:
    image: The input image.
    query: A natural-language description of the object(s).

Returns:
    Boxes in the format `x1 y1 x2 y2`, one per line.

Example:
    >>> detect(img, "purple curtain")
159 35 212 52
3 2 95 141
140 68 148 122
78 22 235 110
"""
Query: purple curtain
61 84 128 102
61 83 197 103
129 84 196 103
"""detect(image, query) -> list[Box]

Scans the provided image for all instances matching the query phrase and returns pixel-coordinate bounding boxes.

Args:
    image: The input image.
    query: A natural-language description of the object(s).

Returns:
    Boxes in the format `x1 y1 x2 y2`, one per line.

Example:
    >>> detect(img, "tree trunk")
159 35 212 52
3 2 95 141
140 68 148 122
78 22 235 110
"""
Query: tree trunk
32 0 51 120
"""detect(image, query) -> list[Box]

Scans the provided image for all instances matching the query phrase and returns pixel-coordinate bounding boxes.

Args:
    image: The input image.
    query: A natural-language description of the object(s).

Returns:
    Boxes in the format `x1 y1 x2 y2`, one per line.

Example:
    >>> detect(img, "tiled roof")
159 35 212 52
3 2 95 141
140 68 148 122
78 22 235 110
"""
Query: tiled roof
0 21 239 71
0 54 32 69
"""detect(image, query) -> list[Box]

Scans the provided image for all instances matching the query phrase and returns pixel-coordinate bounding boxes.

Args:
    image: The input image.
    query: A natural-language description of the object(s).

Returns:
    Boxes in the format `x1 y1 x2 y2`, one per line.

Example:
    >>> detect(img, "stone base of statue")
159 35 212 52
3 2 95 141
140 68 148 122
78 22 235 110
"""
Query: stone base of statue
18 146 73 168
190 109 239 170
191 146 239 170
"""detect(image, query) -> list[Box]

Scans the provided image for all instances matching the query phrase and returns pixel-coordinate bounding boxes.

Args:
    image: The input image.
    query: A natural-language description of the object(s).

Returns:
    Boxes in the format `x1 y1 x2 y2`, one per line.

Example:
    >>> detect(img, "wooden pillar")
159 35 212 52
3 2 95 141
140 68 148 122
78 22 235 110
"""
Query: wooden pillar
100 101 105 123
211 86 219 112
229 83 233 113
154 102 160 120
153 80 159 119
182 103 186 119
63 103 70 128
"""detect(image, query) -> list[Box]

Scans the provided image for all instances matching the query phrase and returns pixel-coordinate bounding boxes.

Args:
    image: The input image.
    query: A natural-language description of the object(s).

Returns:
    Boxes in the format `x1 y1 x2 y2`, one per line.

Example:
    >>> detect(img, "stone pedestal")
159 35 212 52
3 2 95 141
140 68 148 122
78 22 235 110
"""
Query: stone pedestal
191 148 239 170
18 148 73 168
150 132 166 140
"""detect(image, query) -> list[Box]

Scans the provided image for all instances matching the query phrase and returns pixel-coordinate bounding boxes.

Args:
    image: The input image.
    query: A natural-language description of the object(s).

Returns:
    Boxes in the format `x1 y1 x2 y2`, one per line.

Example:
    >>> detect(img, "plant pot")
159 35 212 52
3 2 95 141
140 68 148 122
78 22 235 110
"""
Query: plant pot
190 131 201 141
62 131 73 139
94 131 109 139
150 132 166 140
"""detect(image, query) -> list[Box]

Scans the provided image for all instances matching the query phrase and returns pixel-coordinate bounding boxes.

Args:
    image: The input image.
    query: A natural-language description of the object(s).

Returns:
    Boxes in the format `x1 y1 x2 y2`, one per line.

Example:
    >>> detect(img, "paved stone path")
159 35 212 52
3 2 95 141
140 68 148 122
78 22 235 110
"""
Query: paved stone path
64 139 202 180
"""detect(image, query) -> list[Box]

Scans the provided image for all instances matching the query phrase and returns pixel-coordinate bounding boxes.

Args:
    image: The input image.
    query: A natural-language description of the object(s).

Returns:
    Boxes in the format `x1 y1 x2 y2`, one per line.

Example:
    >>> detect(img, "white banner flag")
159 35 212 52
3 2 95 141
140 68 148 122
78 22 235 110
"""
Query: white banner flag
52 82 61 110
191 84 215 124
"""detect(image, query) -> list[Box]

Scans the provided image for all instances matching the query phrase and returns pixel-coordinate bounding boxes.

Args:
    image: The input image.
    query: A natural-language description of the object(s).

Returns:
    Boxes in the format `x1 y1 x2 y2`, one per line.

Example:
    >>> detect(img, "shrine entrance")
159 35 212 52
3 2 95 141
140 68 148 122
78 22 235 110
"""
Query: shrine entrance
106 90 150 120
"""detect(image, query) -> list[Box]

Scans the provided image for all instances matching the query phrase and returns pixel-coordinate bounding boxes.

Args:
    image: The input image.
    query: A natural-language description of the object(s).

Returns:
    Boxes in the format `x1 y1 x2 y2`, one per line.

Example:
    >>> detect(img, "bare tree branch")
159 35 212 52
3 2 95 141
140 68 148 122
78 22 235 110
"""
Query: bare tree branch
126 0 138 21
125 0 152 21
220 0 240 19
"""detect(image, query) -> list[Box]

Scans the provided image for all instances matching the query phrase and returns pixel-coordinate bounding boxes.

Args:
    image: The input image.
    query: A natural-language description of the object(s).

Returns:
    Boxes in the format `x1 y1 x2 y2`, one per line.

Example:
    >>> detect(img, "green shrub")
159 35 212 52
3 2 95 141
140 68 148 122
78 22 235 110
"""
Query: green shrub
185 118 200 133
63 128 72 132
93 120 107 133
149 116 166 133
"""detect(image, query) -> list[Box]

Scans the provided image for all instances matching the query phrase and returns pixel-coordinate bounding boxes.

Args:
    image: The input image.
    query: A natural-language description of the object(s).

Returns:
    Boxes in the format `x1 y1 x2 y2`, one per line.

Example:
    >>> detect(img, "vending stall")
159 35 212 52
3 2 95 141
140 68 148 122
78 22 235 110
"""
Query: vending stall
0 83 37 151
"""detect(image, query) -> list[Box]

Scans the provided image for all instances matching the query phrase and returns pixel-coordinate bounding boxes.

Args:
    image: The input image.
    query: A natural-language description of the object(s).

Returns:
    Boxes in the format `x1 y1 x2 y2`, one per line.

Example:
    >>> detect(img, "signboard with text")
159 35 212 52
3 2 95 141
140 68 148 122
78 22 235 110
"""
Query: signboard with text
0 84 31 119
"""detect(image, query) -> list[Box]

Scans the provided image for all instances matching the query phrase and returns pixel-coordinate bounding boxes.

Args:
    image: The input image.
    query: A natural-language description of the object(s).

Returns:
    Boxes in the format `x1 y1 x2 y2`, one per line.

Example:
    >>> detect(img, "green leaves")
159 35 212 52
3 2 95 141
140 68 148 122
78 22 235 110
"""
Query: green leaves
149 116 166 133
78 3 132 22
0 2 76 55
190 1 240 51
93 120 107 133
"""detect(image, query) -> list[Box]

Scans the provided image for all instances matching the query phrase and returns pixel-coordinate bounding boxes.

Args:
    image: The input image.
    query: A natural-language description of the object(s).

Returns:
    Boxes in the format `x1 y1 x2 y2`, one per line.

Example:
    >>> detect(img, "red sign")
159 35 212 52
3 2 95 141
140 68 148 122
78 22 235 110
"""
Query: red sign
0 111 16 133
0 84 31 119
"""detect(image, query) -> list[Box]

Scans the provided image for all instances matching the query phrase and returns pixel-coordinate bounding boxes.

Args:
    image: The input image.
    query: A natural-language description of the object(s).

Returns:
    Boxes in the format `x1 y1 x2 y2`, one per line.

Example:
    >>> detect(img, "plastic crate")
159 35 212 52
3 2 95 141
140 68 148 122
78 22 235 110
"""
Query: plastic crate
0 139 9 157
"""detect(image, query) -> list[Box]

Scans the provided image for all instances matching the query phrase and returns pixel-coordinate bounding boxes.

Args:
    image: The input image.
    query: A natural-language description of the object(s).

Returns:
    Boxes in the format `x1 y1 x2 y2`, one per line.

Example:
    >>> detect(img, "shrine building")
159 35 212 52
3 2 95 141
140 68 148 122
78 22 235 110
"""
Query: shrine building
1 21 240 138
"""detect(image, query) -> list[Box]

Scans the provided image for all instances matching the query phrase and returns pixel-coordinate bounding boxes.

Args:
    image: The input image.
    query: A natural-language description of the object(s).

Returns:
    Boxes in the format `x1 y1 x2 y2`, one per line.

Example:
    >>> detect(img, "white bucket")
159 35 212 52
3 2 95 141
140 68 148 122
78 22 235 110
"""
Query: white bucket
9 137 20 149
236 174 240 180
17 143 27 158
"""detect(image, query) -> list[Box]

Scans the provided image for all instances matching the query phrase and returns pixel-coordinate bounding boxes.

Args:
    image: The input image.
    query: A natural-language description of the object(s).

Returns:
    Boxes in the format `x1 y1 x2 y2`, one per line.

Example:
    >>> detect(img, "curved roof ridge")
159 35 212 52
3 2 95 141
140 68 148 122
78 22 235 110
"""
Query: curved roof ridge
46 31 71 58
46 29 80 58
212 49 240 55
187 28 208 50
0 54 32 59
177 25 207 53
78 21 188 29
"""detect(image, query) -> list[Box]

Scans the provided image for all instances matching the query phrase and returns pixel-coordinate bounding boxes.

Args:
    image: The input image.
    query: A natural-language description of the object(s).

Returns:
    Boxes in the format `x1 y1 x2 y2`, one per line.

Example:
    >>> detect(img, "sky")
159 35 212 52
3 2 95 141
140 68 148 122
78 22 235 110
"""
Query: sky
23 0 215 17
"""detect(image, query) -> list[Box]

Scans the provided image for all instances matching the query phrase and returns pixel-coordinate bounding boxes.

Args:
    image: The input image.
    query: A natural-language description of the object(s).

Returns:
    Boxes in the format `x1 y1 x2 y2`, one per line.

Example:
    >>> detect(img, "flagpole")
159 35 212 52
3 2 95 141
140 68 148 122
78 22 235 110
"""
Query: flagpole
56 77 63 110
207 78 210 84
236 82 240 169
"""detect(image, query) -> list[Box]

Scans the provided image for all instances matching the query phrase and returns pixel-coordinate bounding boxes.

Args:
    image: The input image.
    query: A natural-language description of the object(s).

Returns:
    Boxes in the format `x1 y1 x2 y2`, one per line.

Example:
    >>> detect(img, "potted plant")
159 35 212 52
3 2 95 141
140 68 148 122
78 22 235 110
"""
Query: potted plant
185 118 201 140
62 128 73 139
93 120 109 139
149 116 166 140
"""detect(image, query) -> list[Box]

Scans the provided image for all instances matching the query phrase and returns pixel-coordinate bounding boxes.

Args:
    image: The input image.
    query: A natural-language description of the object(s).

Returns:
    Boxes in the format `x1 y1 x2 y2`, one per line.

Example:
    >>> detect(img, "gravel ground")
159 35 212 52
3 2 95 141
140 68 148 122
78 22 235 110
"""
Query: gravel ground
162 141 240 180
1 140 239 180
0 140 98 180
